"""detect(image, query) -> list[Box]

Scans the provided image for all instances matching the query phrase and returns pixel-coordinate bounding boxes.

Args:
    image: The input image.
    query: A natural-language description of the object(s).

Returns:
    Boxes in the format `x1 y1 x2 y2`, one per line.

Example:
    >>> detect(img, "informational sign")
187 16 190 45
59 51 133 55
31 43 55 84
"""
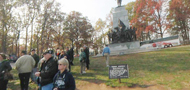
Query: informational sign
109 64 129 79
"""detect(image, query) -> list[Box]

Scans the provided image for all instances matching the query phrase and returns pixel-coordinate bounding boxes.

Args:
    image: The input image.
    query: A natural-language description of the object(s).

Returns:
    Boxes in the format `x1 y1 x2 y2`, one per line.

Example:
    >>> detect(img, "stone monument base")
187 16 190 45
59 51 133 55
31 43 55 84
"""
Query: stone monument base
109 41 140 51
95 41 157 57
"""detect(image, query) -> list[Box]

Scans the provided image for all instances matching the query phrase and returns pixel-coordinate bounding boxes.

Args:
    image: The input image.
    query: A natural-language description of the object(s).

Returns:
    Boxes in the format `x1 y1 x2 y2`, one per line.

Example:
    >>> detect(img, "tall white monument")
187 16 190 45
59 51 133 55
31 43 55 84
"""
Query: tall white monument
113 6 130 30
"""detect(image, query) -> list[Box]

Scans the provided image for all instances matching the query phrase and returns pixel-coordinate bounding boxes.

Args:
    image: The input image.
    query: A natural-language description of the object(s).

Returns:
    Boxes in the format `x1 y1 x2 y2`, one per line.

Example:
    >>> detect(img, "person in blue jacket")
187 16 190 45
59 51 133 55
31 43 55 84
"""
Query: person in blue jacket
102 45 110 67
53 58 76 90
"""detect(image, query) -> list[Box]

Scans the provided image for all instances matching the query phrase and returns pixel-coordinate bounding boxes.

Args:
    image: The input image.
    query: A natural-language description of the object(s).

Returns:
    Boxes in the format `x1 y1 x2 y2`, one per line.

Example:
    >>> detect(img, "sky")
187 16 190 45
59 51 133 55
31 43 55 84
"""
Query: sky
56 0 135 26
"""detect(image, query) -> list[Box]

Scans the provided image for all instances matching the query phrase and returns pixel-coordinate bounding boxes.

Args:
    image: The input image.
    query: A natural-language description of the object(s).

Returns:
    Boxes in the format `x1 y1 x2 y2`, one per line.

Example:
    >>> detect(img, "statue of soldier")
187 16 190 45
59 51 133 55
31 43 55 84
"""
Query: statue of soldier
116 0 122 7
107 31 112 43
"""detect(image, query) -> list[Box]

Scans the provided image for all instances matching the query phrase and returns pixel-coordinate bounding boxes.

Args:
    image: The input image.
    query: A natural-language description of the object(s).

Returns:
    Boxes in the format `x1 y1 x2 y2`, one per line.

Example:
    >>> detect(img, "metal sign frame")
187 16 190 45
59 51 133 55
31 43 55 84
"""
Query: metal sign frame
109 64 129 79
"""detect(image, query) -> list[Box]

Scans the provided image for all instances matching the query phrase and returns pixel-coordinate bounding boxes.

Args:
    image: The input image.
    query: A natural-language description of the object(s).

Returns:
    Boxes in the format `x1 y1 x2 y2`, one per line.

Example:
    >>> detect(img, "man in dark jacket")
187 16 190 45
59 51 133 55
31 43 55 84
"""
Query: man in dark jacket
30 49 40 83
0 53 12 90
66 47 71 72
70 47 74 65
35 50 58 90
83 45 90 70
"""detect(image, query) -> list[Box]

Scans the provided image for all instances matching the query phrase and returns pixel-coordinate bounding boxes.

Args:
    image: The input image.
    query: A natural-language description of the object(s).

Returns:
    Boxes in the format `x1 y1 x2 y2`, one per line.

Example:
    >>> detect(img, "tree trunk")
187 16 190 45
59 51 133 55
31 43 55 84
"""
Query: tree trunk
18 42 20 57
16 41 17 56
1 28 4 52
37 29 39 55
25 27 28 52
30 22 33 51
12 41 14 54
159 25 163 38
41 10 48 54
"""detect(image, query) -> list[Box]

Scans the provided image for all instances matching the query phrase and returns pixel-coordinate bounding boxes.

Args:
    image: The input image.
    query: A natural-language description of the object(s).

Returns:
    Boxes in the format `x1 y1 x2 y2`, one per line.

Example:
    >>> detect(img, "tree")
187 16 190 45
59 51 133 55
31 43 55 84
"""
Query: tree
125 1 135 22
47 2 66 49
168 0 190 44
106 8 114 31
0 0 18 53
36 0 63 55
131 0 169 41
64 11 94 54
94 18 107 45
0 0 95 56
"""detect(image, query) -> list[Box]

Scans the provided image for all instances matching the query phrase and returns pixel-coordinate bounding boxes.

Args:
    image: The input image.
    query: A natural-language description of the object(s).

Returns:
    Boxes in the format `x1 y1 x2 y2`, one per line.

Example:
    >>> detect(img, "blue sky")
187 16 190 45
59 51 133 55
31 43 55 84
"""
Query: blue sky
57 0 136 26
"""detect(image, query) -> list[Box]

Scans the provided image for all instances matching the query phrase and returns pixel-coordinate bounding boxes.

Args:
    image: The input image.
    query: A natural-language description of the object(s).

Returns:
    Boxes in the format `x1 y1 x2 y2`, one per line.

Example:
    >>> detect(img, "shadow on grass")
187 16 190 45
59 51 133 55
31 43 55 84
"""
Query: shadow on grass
125 83 155 88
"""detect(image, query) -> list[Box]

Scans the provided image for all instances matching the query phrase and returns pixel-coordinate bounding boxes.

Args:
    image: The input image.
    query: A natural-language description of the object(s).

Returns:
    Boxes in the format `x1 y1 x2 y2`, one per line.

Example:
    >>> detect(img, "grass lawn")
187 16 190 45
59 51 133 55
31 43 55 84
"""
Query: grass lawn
7 45 190 90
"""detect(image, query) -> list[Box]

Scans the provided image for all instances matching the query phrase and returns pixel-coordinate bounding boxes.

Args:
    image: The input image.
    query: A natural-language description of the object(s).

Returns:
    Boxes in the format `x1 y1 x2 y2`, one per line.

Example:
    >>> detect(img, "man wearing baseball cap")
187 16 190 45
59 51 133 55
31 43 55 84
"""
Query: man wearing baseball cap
35 49 58 90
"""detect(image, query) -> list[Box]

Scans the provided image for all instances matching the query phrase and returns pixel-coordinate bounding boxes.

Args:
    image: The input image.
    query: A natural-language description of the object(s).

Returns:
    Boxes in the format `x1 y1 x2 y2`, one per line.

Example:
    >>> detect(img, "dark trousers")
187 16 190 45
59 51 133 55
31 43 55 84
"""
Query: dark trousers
70 58 74 65
86 63 89 69
67 59 71 72
69 62 71 72
19 72 31 90
86 61 89 69
86 59 90 69
0 79 8 90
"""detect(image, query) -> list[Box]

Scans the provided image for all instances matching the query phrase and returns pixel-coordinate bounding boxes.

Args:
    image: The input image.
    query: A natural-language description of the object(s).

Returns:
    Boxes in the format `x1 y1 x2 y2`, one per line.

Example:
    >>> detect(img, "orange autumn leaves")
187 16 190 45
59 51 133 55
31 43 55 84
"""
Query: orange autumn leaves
130 0 190 40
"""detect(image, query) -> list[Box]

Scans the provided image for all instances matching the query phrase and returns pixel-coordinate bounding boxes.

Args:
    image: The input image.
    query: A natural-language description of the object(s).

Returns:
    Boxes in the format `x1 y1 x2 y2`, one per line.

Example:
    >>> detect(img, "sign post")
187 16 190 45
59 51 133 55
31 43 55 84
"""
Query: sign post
118 78 121 83
109 64 129 83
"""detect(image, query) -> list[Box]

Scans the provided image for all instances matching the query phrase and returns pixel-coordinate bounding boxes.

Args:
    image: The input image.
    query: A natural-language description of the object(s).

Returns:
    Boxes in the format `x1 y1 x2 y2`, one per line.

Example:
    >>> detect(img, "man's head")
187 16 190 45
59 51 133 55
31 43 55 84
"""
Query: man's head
31 49 35 55
66 47 69 51
21 50 27 56
83 45 87 49
81 48 84 52
43 50 54 60
61 50 65 55
105 45 108 47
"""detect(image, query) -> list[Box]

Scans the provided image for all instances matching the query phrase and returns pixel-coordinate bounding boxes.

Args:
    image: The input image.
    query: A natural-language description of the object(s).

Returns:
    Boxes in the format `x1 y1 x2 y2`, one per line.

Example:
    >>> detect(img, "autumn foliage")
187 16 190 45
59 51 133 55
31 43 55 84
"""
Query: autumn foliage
168 0 190 43
131 0 169 41
130 0 190 42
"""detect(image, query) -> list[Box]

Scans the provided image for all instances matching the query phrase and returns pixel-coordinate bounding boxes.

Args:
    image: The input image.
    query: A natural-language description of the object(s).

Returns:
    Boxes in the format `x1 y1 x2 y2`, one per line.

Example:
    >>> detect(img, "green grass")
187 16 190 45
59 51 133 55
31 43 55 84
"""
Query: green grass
7 45 190 89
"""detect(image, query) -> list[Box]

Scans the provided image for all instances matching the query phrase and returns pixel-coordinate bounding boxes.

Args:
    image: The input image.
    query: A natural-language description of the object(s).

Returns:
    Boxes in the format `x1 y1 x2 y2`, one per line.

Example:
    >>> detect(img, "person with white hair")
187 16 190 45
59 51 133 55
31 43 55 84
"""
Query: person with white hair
53 58 76 90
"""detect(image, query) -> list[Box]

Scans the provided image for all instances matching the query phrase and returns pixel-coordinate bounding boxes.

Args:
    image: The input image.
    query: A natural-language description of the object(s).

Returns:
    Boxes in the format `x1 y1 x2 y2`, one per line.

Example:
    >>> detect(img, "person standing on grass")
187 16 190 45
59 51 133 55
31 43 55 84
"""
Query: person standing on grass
53 58 76 90
0 53 12 90
30 49 40 83
102 45 110 67
83 45 90 70
66 47 71 72
35 50 58 90
79 49 86 74
70 47 74 65
15 51 36 90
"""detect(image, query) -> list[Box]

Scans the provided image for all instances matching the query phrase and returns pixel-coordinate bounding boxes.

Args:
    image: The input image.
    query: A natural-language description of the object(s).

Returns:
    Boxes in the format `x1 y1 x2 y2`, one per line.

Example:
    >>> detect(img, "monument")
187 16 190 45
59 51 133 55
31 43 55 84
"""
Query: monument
94 1 158 57
106 1 140 55
108 0 137 44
